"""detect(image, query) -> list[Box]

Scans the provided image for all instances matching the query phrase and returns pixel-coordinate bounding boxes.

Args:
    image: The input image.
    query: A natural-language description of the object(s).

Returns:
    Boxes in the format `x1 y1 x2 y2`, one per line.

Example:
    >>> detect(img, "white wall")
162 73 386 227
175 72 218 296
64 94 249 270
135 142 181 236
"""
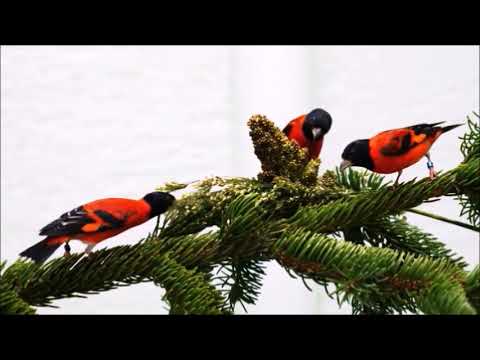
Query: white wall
1 45 478 314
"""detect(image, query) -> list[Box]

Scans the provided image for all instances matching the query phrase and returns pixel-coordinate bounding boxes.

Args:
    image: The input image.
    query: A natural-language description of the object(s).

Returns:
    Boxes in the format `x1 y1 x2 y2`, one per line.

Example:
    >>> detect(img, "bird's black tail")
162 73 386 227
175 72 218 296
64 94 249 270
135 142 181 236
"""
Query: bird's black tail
441 123 464 134
20 238 61 264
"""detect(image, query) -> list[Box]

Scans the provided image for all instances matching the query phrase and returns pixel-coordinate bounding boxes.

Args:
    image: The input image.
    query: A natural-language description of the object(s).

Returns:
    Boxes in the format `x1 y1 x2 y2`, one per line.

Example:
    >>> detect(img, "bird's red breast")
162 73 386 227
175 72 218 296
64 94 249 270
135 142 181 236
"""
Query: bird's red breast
44 198 152 245
283 115 324 159
369 127 442 174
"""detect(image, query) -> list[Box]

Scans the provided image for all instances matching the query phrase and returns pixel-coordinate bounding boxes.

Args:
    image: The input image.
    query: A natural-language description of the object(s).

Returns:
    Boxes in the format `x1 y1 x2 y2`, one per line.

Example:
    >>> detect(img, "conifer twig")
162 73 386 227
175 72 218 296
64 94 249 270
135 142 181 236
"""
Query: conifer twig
407 208 480 233
1 112 478 315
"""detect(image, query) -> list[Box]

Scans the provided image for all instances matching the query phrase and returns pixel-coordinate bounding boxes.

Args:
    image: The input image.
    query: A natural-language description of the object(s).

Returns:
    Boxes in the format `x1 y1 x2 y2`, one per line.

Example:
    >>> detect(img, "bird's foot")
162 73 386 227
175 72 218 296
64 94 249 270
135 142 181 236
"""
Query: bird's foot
427 160 437 180
64 243 71 257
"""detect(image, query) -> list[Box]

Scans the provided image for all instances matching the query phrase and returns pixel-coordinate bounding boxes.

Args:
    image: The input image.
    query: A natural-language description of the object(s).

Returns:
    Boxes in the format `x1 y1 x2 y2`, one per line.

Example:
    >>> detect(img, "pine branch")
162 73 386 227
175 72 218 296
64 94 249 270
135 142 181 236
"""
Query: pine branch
1 112 478 315
290 159 479 234
456 112 480 227
153 254 230 315
464 265 480 313
334 167 468 268
1 237 229 314
273 228 475 314
216 259 266 312
213 194 273 310
2 241 162 307
349 217 467 267
158 158 478 253
0 263 36 315
459 113 480 163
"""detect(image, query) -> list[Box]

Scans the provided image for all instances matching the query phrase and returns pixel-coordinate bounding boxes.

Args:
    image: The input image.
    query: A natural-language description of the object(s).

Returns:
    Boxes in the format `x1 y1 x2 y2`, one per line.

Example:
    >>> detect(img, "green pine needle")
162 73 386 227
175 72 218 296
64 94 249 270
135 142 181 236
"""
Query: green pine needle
1 112 478 315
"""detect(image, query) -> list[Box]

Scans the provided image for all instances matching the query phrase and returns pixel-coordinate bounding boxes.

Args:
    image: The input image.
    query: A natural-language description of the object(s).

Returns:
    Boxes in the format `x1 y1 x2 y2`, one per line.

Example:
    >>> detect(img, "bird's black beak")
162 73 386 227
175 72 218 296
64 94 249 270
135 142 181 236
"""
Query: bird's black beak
339 159 352 172
312 127 323 141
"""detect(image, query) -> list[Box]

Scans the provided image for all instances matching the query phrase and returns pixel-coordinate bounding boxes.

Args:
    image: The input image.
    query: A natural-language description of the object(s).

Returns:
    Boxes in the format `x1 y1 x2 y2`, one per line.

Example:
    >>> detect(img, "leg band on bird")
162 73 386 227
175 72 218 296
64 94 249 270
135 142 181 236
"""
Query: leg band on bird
425 152 437 180
426 160 436 179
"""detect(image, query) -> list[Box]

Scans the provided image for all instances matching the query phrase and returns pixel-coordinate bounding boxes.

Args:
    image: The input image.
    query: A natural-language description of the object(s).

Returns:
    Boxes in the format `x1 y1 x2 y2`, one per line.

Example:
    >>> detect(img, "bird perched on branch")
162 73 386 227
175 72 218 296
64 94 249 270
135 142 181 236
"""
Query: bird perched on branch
340 122 463 187
282 108 332 159
20 192 176 264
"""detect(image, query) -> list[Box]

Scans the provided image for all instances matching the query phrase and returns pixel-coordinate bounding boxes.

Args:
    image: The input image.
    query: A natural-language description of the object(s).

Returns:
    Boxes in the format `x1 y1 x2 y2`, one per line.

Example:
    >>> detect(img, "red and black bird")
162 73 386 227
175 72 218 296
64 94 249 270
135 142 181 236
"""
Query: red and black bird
283 108 332 159
340 121 463 186
20 191 176 263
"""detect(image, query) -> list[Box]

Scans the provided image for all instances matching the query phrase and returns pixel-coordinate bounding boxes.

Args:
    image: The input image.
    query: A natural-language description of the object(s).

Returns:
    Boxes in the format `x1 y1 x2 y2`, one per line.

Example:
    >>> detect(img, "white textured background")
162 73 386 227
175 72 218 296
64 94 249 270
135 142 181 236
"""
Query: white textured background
1 45 479 314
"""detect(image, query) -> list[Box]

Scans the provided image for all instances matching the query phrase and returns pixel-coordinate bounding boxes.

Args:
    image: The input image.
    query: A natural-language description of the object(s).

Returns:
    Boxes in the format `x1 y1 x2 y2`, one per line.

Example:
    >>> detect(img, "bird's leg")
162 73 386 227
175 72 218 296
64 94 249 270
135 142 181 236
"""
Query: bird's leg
64 241 71 257
425 152 437 180
84 243 96 257
392 170 403 189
